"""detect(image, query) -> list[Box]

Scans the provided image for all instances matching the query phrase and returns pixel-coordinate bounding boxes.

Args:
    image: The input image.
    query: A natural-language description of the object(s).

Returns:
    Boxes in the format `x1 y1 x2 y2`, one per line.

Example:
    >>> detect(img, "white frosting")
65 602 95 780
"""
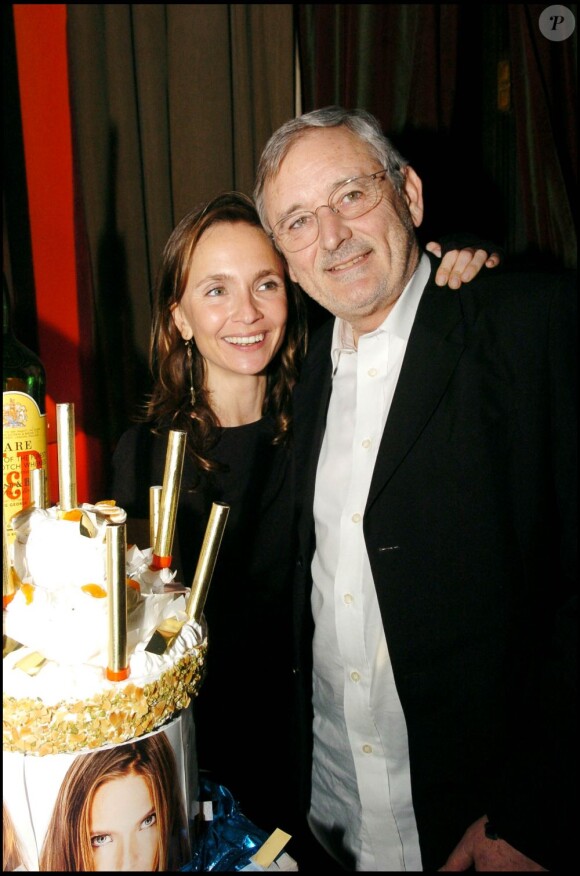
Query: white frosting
4 504 205 707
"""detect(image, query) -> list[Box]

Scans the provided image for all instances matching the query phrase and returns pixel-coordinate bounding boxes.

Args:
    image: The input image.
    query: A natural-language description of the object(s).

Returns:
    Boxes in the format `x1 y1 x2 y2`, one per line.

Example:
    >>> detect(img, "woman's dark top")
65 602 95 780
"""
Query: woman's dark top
111 417 297 835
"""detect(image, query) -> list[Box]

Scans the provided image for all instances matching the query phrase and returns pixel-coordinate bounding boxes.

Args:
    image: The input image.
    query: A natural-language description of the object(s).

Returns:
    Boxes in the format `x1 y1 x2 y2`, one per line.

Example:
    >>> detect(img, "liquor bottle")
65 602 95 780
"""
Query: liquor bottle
2 274 48 543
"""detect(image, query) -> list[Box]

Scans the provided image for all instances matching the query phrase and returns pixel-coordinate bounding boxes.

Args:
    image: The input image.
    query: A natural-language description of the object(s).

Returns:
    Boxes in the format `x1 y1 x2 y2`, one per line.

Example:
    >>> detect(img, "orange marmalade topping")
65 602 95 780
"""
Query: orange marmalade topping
62 509 83 522
80 581 140 598
81 583 107 598
21 582 35 604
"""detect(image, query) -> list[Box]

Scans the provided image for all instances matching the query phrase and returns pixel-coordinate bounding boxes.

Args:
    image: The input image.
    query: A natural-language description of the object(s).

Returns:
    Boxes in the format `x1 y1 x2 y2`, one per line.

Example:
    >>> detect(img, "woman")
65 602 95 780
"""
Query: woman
112 192 305 839
39 731 190 871
111 191 497 840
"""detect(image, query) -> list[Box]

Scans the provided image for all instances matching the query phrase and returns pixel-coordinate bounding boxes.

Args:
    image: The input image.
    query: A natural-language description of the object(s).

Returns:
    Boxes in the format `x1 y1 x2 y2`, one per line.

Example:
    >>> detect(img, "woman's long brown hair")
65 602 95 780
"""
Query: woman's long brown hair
145 191 307 480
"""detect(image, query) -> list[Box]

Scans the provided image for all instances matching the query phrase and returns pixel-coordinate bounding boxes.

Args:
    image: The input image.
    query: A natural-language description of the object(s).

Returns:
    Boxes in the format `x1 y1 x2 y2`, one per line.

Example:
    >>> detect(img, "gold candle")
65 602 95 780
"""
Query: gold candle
151 430 186 569
149 485 162 549
106 522 129 681
56 403 77 511
186 502 230 624
31 466 47 509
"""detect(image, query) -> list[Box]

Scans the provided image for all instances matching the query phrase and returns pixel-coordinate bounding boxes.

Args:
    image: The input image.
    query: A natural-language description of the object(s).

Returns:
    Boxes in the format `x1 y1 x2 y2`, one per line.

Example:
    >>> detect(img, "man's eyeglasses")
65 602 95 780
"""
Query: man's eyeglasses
271 169 389 252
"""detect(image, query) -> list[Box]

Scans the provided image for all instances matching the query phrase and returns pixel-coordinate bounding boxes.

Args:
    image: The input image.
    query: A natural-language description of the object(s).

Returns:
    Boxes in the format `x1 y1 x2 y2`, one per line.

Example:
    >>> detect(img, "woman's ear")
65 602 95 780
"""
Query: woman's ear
403 166 424 229
170 303 192 340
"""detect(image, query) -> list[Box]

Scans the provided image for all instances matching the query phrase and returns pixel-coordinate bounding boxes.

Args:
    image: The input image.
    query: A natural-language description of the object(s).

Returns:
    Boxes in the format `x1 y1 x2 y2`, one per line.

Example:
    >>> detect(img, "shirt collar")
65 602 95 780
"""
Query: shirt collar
330 252 431 369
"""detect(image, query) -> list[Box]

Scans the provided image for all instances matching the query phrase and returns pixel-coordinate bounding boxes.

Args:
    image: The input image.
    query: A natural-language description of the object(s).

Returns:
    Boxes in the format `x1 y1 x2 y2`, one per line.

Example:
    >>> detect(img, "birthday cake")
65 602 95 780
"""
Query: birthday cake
3 501 208 756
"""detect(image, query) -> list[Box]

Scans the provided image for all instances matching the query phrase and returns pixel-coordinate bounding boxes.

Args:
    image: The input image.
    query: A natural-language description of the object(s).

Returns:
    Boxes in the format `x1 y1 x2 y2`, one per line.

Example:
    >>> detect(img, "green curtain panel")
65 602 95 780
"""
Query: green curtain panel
65 3 295 457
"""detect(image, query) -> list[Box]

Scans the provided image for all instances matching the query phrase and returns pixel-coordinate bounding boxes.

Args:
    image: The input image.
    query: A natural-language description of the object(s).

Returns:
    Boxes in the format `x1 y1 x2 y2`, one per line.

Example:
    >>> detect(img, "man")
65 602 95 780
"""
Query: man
254 107 577 871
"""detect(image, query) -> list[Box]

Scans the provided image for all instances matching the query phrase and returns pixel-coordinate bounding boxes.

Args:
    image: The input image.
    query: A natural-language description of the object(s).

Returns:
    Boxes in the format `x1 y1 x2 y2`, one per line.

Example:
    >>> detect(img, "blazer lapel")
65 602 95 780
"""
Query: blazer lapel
293 321 334 544
367 282 465 509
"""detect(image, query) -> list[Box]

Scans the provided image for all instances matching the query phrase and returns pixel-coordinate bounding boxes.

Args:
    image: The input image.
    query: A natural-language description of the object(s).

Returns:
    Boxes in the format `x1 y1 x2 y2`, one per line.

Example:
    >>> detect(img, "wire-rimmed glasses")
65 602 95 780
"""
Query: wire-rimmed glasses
271 168 389 252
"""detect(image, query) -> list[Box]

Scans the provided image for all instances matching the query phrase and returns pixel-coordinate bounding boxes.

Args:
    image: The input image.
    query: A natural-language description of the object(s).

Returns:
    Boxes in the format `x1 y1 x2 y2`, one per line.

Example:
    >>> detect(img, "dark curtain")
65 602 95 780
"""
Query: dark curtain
296 3 577 269
297 4 459 131
507 4 577 268
65 3 295 466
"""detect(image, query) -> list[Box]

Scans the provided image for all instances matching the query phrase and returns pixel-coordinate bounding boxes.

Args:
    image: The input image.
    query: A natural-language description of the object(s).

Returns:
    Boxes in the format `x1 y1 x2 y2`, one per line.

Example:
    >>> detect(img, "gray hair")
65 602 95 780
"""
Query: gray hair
254 106 409 232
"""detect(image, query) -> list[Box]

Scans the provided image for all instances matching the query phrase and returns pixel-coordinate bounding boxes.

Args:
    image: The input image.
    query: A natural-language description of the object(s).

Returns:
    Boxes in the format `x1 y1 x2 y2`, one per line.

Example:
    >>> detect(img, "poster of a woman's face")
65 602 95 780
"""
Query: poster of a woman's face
89 767 160 870
4 801 29 872
2 714 194 871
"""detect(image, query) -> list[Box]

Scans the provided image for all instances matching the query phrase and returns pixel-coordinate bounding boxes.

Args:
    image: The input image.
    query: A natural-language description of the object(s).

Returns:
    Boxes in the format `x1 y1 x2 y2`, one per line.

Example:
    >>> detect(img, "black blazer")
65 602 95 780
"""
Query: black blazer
291 255 577 870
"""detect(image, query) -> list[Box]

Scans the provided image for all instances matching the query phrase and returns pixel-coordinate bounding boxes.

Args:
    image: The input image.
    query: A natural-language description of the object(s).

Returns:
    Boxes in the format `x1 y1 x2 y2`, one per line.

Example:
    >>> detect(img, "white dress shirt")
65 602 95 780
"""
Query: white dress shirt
308 254 430 871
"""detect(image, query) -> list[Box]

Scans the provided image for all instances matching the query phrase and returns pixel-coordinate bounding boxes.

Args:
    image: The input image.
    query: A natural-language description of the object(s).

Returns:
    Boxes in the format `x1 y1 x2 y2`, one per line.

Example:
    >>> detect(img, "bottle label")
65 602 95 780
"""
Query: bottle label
3 390 48 543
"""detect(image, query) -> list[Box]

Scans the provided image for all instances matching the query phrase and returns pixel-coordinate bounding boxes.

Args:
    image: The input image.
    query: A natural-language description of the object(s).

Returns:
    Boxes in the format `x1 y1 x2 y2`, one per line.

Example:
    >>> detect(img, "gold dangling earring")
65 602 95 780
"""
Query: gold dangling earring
186 339 196 408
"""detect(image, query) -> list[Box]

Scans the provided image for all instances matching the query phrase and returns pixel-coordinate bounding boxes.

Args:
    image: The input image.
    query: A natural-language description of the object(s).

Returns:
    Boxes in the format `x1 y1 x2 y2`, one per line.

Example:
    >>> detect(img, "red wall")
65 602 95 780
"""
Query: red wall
13 4 104 504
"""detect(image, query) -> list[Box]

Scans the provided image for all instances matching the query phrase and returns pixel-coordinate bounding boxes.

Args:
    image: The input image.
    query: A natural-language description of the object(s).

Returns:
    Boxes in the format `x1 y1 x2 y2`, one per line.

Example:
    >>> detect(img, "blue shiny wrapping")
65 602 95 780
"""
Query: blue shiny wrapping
182 777 270 871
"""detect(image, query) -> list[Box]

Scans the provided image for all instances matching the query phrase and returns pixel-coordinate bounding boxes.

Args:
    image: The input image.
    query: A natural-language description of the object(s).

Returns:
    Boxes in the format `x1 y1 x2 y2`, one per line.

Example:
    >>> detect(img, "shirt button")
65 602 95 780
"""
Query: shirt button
350 671 361 683
352 512 361 523
367 368 378 377
362 744 373 754
344 593 353 605
361 438 371 449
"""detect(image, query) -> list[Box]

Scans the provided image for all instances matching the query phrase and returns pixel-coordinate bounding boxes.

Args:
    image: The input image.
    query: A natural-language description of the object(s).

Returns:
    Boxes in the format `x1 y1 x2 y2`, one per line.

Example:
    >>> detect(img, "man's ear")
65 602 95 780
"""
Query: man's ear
403 166 424 229
170 303 192 340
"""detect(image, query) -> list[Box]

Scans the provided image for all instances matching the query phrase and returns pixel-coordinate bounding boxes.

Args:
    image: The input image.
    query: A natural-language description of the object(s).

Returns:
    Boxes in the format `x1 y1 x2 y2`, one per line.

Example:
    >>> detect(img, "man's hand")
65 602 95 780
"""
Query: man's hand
426 242 501 289
438 815 547 872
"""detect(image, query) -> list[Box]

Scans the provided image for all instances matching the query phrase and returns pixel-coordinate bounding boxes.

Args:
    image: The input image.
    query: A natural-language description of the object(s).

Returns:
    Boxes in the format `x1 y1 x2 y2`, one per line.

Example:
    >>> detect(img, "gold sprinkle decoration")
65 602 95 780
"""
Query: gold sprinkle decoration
3 642 207 754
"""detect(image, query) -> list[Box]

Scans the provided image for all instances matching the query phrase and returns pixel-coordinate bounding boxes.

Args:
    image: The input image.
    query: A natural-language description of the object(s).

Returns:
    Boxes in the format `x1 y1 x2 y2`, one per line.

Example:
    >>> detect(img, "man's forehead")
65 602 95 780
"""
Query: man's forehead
282 125 372 167
266 129 378 213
